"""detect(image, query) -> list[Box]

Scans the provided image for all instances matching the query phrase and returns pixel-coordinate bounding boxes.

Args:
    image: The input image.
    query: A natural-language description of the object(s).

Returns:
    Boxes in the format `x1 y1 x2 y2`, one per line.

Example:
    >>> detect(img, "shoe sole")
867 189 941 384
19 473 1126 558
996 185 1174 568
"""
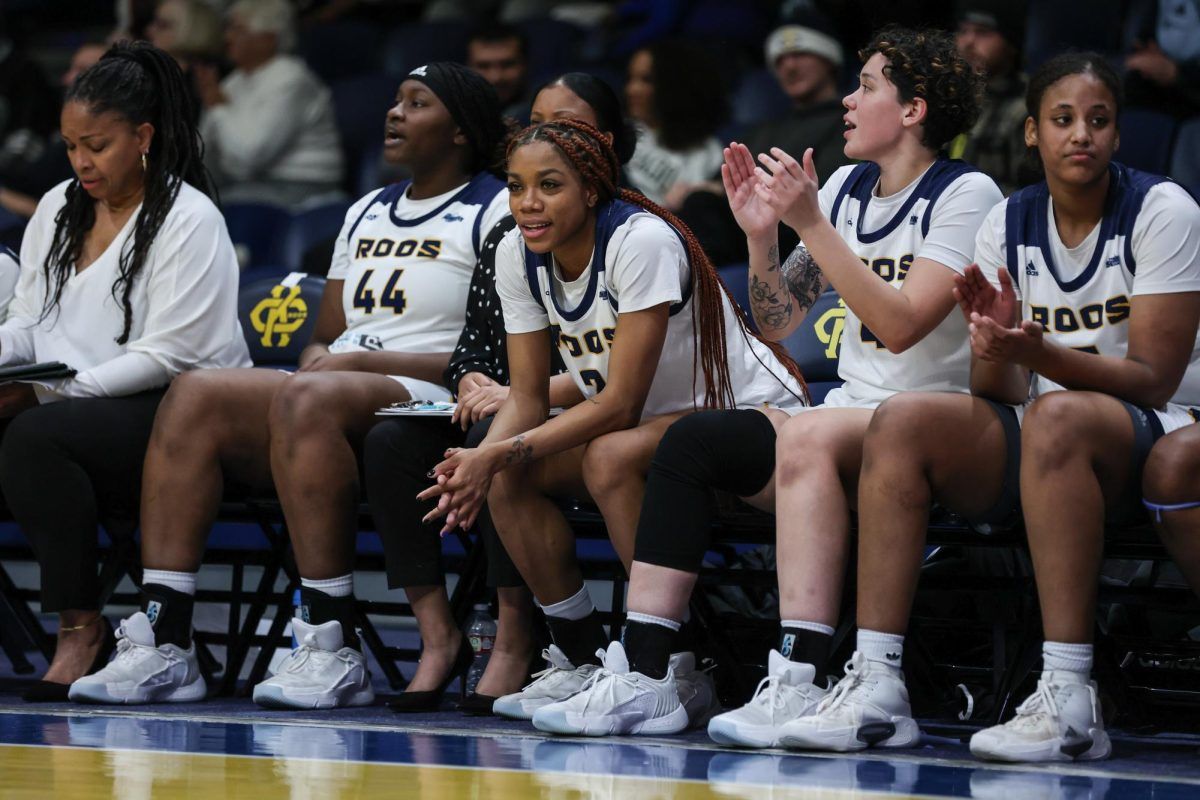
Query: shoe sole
534 703 690 737
707 716 779 748
970 728 1111 763
69 675 208 705
778 716 921 752
252 685 375 710
493 696 550 720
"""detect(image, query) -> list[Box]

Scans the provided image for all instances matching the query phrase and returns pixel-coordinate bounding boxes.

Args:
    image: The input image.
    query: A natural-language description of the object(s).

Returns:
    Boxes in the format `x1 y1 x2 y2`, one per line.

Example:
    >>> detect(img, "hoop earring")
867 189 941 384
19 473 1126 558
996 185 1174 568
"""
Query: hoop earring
141 152 148 172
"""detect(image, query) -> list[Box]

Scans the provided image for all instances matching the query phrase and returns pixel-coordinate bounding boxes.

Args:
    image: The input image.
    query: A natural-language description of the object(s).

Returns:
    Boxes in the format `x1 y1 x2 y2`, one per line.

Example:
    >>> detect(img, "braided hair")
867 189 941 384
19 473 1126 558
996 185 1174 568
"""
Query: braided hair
41 40 214 345
508 119 807 408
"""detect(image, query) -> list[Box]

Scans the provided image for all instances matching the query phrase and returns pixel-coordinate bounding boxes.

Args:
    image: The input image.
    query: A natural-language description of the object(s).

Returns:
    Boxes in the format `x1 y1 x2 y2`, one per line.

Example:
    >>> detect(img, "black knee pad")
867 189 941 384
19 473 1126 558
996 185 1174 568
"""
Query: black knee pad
634 409 777 572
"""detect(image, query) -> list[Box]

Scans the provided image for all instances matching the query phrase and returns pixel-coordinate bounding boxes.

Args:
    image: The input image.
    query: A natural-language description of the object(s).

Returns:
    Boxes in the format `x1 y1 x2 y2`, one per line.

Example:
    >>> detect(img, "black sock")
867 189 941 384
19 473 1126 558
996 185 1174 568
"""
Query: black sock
622 619 676 679
545 611 607 666
778 625 831 672
141 583 194 649
298 586 360 650
675 614 703 655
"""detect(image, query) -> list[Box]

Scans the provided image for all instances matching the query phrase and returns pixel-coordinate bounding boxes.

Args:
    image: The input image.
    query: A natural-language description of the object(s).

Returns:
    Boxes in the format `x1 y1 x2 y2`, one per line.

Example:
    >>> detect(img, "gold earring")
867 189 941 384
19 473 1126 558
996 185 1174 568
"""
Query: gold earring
141 152 148 171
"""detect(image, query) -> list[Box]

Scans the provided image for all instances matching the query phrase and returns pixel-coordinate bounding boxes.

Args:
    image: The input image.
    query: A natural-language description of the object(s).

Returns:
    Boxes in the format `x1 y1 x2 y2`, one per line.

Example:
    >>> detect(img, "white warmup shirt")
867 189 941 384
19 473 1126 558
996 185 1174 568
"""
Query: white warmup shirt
497 199 808 418
805 159 1002 408
976 162 1200 432
0 179 251 399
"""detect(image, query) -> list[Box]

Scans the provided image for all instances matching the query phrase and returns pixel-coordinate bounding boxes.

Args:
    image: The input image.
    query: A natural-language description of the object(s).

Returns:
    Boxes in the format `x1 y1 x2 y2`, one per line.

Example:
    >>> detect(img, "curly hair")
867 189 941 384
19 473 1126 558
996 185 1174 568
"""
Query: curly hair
508 119 808 409
859 26 984 152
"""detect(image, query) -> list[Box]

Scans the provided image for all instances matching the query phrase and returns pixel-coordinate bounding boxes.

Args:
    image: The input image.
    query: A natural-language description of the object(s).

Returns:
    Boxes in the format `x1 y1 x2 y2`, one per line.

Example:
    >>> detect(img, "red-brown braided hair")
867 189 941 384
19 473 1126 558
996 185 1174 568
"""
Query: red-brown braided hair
507 118 808 408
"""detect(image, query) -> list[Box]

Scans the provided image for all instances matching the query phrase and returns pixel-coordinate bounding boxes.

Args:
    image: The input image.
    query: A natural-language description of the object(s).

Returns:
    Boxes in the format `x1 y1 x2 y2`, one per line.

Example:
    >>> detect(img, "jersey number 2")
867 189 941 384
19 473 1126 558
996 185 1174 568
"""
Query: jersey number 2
353 269 407 315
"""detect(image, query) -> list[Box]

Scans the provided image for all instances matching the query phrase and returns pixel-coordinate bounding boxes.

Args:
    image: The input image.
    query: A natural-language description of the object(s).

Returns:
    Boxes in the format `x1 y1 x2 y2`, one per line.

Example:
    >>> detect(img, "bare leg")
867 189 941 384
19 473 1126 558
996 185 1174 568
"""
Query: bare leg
475 586 535 696
856 393 1010 633
1144 424 1200 594
140 368 288 571
403 584 462 692
773 408 874 626
581 411 689 572
1020 392 1137 644
267 372 411 579
40 610 108 685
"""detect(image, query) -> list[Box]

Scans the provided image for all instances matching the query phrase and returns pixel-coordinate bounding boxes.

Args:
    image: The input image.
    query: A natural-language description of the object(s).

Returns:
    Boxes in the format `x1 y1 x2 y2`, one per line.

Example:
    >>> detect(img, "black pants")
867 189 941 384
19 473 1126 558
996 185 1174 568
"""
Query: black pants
363 414 523 589
0 390 165 612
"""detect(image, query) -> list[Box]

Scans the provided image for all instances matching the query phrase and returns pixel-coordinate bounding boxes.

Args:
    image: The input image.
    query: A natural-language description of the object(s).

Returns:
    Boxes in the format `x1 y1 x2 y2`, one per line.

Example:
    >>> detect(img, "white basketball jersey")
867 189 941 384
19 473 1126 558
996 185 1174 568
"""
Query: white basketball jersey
497 200 807 418
997 163 1200 416
327 173 507 355
818 160 1002 405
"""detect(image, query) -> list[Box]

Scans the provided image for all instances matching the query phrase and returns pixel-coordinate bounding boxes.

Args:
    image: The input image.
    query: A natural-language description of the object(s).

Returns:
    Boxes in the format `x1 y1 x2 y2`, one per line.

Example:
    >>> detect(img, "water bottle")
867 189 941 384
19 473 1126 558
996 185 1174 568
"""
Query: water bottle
464 602 497 695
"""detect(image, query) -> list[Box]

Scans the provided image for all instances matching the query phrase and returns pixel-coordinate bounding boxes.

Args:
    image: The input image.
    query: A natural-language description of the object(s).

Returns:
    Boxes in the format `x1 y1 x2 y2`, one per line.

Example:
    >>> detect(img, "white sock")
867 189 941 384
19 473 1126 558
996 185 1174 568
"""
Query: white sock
538 585 594 621
781 619 836 636
626 611 682 632
858 628 904 668
301 574 353 597
1042 641 1093 675
142 569 197 596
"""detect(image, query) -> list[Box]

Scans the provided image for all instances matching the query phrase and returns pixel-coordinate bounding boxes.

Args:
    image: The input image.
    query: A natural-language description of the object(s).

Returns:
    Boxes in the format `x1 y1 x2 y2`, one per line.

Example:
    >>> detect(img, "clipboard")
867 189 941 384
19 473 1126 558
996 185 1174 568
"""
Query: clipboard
0 361 77 384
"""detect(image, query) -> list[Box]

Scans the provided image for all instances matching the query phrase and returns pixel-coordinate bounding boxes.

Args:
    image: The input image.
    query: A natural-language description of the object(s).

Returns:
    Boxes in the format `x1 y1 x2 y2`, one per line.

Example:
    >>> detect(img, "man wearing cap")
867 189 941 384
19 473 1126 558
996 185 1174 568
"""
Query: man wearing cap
950 0 1029 194
678 14 852 264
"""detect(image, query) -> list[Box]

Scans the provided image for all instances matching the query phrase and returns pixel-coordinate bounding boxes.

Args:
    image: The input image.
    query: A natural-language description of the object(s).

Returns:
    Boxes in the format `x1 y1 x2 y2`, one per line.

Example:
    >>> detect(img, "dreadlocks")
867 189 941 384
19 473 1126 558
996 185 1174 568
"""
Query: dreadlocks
41 40 215 345
507 118 808 408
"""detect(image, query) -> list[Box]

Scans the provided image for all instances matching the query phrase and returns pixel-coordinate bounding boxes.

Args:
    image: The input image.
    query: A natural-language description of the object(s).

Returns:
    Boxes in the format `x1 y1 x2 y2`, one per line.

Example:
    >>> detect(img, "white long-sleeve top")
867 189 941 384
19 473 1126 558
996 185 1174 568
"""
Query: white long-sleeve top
200 55 343 186
0 179 252 400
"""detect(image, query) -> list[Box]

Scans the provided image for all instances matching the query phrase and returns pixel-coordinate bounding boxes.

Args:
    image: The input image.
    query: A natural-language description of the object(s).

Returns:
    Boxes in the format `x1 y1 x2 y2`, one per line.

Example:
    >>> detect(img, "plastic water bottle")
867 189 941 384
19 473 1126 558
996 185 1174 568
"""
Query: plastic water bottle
465 603 496 695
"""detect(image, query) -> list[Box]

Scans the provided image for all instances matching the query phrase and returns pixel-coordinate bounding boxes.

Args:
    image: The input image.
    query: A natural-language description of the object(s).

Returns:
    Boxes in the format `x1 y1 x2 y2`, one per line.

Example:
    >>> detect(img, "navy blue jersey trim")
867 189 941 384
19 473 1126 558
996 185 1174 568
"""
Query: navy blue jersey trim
386 172 504 229
345 185 395 245
828 160 978 244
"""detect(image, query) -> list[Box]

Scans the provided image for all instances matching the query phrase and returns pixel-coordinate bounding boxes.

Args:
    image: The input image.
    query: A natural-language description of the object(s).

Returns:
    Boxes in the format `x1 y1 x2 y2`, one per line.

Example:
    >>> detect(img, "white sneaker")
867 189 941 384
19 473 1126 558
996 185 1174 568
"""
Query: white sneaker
69 612 206 704
493 644 599 720
707 649 826 748
969 671 1110 763
776 651 920 752
532 641 689 736
669 651 721 728
252 618 374 710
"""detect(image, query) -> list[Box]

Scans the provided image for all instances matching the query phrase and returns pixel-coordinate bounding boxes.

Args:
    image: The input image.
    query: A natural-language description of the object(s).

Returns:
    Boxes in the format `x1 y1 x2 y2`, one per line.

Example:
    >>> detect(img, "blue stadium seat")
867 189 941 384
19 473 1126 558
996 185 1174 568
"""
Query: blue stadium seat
1025 0 1124 70
223 202 292 271
382 20 472 77
237 273 326 367
729 68 790 132
516 17 586 84
780 289 844 404
1117 109 1178 176
283 200 352 270
716 262 752 323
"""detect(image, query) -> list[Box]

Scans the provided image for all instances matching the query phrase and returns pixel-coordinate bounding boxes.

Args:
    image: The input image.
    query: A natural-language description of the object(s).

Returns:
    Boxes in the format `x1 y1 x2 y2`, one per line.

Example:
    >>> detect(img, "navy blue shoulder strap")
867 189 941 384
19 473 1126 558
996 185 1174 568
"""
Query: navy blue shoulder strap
1002 181 1044 287
1107 162 1169 274
462 173 506 255
828 163 878 227
918 159 981 237
345 183 402 244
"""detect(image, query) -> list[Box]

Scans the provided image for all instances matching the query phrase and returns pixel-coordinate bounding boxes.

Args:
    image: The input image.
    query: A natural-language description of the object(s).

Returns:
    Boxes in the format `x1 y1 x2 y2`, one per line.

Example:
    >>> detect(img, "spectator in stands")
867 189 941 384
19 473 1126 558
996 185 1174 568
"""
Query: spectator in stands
418 119 807 733
677 12 853 264
146 0 225 70
0 41 250 702
951 0 1029 194
368 72 638 716
70 62 512 711
623 39 728 209
467 23 532 123
536 27 999 740
0 42 102 220
0 27 62 216
841 53 1200 763
195 0 344 207
1125 0 1200 117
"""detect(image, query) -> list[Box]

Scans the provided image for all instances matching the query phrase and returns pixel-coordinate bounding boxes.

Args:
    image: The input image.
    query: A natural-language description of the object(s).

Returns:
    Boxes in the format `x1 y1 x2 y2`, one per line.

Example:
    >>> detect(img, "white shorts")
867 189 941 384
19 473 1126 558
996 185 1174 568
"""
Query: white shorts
389 375 452 403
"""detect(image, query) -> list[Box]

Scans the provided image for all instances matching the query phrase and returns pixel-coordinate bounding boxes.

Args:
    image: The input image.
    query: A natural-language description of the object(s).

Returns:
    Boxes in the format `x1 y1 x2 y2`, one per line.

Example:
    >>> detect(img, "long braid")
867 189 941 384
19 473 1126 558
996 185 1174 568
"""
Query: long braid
41 41 215 345
508 119 808 408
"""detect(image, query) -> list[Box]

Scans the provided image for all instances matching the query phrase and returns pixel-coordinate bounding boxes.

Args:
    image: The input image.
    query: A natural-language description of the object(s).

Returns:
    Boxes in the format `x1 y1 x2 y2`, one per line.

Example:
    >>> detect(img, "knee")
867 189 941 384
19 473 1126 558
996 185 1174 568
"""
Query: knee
775 414 840 484
1144 435 1200 503
268 375 336 436
1021 393 1093 469
861 394 936 469
154 371 228 441
647 411 730 479
581 431 642 500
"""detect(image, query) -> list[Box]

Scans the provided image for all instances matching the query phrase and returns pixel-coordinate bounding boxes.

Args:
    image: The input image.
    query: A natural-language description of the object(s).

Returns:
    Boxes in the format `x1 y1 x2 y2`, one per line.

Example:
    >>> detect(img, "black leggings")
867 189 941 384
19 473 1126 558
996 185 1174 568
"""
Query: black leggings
0 390 165 612
363 414 524 589
634 409 778 572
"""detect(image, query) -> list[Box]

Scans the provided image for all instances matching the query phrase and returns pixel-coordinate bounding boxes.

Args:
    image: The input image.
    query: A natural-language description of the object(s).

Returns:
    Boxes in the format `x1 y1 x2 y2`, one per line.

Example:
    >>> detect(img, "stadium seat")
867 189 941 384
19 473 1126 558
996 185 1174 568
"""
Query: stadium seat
1117 108 1178 175
780 289 844 405
382 20 472 78
729 68 791 132
516 17 586 84
283 200 352 270
330 73 399 196
716 262 752 323
223 202 292 271
237 273 326 367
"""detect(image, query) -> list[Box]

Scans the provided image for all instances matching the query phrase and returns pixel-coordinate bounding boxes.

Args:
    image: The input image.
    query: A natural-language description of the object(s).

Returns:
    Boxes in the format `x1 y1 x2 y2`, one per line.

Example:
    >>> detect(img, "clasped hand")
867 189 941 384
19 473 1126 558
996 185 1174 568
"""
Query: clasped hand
416 445 498 535
953 263 1043 364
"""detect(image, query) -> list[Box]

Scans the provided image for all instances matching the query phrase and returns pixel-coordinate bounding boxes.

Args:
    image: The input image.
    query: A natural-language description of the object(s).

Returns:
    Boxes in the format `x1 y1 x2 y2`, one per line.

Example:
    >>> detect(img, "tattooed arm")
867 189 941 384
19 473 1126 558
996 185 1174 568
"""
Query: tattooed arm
747 237 828 340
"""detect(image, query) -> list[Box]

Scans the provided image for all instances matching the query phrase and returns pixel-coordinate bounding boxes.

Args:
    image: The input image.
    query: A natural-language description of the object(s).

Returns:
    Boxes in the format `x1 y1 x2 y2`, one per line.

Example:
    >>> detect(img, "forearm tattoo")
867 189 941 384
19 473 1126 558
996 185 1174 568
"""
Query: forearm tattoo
504 434 533 465
781 244 824 313
750 244 793 332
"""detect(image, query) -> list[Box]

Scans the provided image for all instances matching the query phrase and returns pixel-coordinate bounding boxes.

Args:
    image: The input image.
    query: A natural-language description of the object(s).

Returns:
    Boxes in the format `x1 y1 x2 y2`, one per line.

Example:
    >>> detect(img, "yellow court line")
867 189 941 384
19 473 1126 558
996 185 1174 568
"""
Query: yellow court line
0 742 945 800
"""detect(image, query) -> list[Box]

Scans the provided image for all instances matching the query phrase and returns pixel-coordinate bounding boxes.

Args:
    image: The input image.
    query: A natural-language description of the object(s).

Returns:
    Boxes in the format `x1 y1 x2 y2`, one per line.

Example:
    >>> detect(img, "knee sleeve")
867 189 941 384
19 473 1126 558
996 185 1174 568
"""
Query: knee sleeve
634 409 777 572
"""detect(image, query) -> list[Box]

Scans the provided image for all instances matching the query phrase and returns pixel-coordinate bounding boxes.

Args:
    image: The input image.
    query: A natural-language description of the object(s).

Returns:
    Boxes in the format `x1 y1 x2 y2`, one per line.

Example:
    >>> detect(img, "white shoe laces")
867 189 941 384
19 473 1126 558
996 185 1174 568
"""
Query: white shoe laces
524 648 578 691
746 674 795 722
817 653 871 714
574 648 642 714
1007 677 1099 732
281 632 346 674
111 623 160 667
